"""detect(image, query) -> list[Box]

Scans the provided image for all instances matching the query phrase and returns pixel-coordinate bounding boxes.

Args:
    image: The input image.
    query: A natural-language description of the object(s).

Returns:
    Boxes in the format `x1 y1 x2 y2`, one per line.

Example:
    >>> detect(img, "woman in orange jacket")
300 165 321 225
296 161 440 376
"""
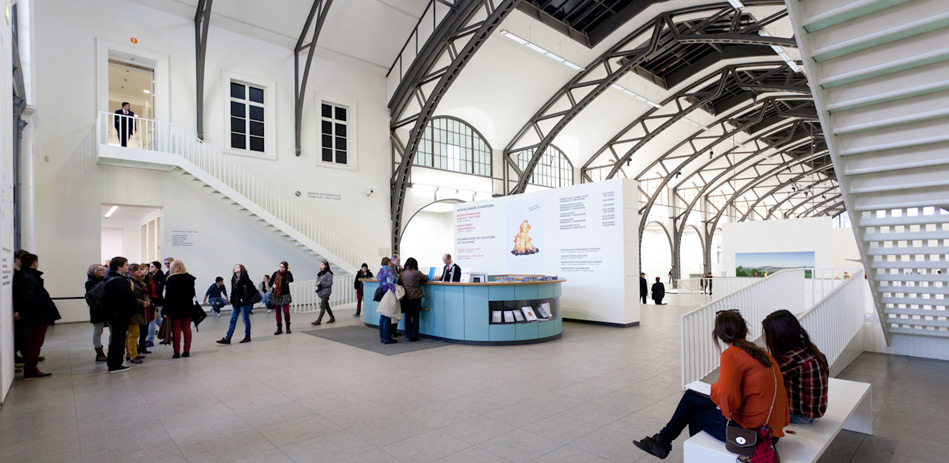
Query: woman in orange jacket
634 309 789 459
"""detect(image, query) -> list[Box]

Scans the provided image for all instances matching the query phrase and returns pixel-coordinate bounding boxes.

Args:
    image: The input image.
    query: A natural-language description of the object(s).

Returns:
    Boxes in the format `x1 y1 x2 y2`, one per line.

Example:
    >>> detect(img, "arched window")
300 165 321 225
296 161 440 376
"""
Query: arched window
413 117 492 177
515 145 573 188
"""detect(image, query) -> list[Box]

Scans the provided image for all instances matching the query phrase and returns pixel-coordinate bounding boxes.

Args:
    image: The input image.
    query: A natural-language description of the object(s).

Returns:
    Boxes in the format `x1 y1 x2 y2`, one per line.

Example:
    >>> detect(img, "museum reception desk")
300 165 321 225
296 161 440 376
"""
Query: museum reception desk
360 279 564 344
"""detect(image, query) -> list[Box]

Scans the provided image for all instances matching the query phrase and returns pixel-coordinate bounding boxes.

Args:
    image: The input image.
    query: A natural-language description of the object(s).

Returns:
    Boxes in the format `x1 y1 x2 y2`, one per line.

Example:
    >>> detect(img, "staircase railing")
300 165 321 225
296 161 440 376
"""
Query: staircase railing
681 269 806 388
674 277 757 306
96 111 370 274
385 0 456 101
798 270 866 370
289 275 358 313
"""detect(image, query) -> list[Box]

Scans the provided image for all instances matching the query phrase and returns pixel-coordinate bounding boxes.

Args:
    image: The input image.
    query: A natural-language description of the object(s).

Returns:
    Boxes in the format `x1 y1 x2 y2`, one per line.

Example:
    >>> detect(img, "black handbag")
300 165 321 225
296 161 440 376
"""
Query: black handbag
725 366 778 456
191 300 208 331
247 290 263 305
373 286 385 302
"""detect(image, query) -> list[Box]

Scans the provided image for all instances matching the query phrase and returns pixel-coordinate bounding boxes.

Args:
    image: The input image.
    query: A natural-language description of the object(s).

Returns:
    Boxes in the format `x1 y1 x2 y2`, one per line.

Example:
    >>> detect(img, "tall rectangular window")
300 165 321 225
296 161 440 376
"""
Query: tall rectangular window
229 81 266 153
321 102 349 165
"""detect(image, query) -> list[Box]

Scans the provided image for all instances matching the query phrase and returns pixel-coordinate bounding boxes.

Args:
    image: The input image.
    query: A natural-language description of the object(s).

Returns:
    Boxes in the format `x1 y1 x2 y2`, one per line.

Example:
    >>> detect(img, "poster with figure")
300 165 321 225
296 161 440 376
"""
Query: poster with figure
505 199 544 273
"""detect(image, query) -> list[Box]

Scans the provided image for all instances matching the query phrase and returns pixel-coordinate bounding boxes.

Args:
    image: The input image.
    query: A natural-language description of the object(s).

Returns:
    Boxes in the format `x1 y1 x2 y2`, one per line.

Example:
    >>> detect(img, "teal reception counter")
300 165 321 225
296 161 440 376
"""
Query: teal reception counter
361 280 564 344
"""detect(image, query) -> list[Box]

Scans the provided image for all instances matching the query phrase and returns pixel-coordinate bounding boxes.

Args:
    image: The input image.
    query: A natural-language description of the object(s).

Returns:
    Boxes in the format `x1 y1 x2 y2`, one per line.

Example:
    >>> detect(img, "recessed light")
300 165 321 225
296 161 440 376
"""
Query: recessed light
105 205 119 218
143 90 151 94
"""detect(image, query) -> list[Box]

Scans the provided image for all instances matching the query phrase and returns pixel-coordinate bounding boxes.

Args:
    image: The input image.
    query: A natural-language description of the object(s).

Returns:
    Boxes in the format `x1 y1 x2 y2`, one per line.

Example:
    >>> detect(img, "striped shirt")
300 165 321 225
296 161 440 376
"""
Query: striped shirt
778 348 828 419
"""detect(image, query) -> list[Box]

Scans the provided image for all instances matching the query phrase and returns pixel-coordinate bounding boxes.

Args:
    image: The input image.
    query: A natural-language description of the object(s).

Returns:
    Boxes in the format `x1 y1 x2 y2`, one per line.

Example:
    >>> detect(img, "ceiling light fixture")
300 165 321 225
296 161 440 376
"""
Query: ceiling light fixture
500 30 583 71
143 89 151 94
683 117 710 131
104 205 119 218
759 30 801 73
727 0 744 9
609 83 664 109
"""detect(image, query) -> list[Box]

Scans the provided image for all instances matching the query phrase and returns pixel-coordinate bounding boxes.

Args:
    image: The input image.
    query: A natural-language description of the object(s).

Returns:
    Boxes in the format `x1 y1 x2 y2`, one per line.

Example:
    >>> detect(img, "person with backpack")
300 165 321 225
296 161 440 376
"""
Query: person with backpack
311 261 335 326
101 257 137 373
164 260 197 358
14 253 61 378
217 264 257 344
86 264 109 362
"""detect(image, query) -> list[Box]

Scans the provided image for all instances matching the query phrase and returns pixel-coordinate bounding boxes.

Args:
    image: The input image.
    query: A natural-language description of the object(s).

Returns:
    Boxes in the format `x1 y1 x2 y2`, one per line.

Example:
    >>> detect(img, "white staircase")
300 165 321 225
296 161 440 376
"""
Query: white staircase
786 0 949 343
95 111 368 275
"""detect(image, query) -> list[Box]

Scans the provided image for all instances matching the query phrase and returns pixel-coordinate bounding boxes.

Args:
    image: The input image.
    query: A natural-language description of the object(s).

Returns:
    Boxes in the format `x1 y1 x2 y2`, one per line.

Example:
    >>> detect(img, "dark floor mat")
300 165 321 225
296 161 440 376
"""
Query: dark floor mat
300 325 450 355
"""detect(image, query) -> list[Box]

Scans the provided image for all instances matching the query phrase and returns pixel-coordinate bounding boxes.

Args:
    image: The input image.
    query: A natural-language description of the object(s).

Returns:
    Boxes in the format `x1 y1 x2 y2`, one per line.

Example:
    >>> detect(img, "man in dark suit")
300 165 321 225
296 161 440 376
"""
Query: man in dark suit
114 102 136 147
651 277 665 305
439 253 461 282
639 272 647 304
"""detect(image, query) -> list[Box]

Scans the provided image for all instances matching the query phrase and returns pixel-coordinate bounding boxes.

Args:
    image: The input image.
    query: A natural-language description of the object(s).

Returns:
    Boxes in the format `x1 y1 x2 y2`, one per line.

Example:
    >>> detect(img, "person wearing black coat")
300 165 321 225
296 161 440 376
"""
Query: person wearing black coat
146 261 166 347
102 257 137 372
14 253 61 378
218 264 256 344
639 272 648 304
269 261 293 335
86 264 109 362
353 264 373 317
163 260 197 358
651 277 666 305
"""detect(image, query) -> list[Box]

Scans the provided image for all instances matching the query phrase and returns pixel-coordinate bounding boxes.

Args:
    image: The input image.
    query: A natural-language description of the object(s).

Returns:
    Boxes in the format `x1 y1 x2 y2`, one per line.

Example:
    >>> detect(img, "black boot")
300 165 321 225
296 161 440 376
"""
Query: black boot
286 323 291 334
274 325 283 335
633 434 671 459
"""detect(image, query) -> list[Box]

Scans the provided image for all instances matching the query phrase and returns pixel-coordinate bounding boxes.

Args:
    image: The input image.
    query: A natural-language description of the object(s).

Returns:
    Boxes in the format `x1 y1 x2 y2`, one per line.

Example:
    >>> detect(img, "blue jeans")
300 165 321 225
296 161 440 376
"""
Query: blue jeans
659 390 732 443
379 315 392 341
208 297 227 314
262 292 273 311
226 304 252 340
789 413 814 424
146 307 161 342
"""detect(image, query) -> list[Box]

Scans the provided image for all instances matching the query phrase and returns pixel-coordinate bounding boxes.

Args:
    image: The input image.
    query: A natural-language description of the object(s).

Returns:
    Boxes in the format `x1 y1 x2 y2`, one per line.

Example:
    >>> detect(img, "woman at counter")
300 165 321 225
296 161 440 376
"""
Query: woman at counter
377 257 398 344
398 257 428 342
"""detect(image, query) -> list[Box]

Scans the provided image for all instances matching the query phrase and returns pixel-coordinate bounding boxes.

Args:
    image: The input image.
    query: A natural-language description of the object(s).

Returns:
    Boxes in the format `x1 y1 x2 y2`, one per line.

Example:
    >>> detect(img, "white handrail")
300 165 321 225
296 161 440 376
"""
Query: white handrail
97 111 370 275
680 269 806 388
288 275 357 313
675 277 757 306
798 270 866 368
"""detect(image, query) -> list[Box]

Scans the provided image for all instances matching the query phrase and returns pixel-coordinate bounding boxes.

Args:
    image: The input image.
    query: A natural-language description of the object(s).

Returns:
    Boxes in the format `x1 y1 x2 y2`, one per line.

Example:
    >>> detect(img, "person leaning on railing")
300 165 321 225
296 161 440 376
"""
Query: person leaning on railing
763 310 829 424
634 310 789 460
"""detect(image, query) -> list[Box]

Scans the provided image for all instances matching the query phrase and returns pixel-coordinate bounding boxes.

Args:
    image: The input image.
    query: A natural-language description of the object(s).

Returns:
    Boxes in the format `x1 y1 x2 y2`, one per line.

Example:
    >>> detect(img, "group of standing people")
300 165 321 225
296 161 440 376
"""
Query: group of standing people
700 272 714 295
639 273 666 305
374 253 460 344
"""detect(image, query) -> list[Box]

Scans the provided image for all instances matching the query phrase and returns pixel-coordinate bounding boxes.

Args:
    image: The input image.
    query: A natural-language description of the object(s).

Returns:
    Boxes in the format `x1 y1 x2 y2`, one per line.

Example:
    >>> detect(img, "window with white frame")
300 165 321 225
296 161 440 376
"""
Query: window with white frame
321 101 349 165
229 81 266 153
515 145 573 188
414 117 492 177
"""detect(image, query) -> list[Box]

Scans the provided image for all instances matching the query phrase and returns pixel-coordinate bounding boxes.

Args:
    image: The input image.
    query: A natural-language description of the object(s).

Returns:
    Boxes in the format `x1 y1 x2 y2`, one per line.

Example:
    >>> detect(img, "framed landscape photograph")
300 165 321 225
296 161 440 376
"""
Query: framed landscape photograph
736 251 815 278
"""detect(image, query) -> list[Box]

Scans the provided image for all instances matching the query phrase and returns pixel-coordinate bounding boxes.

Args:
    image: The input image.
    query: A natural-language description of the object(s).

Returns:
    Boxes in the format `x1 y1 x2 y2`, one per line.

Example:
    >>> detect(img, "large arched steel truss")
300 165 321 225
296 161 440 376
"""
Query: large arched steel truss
388 0 520 254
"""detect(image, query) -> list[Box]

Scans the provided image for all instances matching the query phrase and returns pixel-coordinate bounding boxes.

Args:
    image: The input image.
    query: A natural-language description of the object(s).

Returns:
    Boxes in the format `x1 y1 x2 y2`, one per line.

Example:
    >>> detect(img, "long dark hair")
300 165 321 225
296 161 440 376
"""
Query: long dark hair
714 310 771 367
233 264 248 284
404 257 419 271
763 310 829 373
318 260 333 276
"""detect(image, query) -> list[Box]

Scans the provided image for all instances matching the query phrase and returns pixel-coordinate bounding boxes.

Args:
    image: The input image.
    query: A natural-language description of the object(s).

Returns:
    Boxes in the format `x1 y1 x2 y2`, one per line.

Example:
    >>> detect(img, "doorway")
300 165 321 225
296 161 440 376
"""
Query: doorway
100 204 162 265
107 54 155 149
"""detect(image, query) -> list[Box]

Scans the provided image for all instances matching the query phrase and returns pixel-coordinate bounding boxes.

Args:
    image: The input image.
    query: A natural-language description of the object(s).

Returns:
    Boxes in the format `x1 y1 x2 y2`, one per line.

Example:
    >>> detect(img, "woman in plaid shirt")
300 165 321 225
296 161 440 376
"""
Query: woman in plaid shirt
763 310 829 424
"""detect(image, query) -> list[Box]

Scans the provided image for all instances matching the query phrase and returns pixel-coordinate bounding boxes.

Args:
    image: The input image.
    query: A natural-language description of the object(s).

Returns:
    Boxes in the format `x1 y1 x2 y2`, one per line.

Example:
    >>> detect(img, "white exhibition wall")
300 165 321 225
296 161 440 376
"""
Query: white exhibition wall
27 0 392 320
641 224 671 284
400 209 455 271
453 178 640 326
722 217 860 277
1 0 15 403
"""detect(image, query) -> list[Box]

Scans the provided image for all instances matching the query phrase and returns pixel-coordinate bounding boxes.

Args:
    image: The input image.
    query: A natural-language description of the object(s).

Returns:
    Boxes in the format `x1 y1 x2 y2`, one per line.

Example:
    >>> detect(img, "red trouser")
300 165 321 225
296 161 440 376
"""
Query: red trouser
24 324 48 374
171 317 192 354
356 289 364 313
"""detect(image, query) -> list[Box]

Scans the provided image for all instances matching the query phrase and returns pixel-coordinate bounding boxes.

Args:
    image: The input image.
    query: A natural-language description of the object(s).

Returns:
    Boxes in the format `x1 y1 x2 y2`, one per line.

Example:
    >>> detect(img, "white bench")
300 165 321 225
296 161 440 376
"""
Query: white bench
683 378 872 463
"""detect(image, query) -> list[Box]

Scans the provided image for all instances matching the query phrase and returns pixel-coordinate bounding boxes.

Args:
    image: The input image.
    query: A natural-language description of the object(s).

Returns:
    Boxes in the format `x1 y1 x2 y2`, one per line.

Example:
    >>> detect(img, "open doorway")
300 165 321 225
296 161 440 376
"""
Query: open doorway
400 200 461 271
107 53 155 149
101 204 162 265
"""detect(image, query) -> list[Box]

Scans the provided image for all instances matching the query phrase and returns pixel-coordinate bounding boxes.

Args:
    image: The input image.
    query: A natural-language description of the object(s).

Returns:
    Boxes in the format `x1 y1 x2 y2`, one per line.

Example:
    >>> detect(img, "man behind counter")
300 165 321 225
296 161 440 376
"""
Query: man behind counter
438 253 461 282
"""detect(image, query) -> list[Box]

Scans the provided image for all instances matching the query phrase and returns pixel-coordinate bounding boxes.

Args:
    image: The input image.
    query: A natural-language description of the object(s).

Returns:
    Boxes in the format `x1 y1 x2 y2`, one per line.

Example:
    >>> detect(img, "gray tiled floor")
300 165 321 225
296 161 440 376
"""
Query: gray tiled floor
1 304 946 462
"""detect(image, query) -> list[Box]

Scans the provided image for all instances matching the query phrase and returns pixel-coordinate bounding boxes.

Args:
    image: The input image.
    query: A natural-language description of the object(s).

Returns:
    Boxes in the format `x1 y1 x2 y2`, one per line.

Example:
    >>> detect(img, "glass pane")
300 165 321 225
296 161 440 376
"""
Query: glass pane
248 86 264 104
230 101 245 118
322 148 333 162
336 136 347 150
336 150 347 164
230 82 245 99
249 136 265 152
249 105 264 122
249 121 264 137
321 103 332 118
335 123 346 137
321 120 332 135
231 133 245 150
231 117 245 133
322 134 333 148
335 106 347 121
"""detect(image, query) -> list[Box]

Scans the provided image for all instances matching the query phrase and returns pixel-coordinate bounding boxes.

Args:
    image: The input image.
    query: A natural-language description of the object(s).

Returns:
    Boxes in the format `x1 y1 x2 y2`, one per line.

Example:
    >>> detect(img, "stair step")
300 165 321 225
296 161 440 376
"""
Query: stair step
840 133 949 157
850 164 949 193
851 184 949 211
866 245 949 256
843 141 949 175
812 6 949 62
826 61 949 113
874 273 947 282
882 296 949 306
878 284 949 295
858 213 949 227
833 92 949 135
884 316 949 328
885 307 949 317
864 230 949 241
888 326 949 338
803 0 910 32
819 30 949 88
870 261 948 270
838 119 949 156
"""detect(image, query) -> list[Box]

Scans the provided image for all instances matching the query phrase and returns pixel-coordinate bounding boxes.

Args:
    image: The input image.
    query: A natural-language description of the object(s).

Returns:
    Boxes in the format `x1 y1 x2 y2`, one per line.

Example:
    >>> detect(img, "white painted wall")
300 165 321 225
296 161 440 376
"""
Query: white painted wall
722 217 836 277
27 0 393 322
832 227 862 270
400 210 454 272
641 224 671 283
99 227 125 264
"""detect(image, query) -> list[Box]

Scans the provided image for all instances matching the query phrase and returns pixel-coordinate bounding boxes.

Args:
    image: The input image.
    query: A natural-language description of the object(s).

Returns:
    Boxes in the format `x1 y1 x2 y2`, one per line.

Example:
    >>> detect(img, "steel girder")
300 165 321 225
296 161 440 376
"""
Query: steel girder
764 175 838 220
294 0 334 156
738 162 834 221
782 183 840 217
194 0 213 140
797 193 844 218
389 0 520 253
503 1 790 194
